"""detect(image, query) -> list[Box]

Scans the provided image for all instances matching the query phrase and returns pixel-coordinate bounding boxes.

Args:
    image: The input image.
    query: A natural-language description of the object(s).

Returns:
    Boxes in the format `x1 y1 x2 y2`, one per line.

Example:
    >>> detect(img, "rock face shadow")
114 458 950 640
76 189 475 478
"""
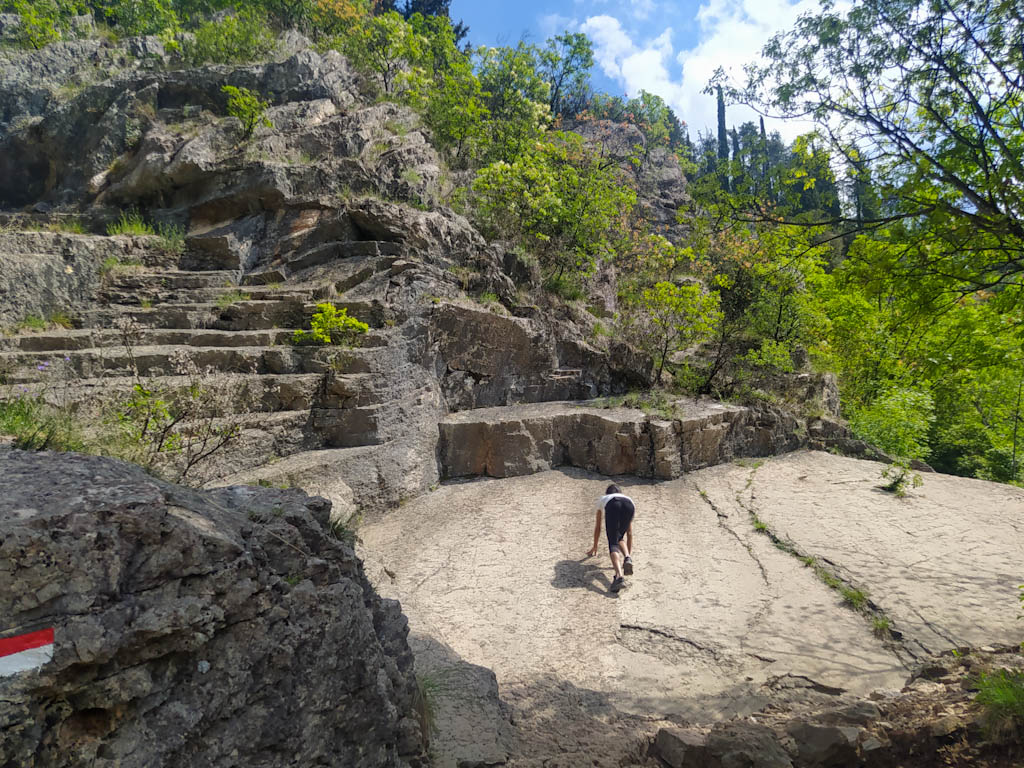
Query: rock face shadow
551 557 614 597
408 633 518 768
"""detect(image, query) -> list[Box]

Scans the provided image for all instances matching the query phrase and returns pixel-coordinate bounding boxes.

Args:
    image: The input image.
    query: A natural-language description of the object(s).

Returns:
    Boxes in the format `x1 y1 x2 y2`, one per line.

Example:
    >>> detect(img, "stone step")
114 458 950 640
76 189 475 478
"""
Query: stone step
77 298 308 331
21 372 329 414
101 269 238 291
98 282 314 307
181 409 325 487
241 240 404 285
438 399 802 480
0 328 297 352
0 230 176 268
0 344 330 382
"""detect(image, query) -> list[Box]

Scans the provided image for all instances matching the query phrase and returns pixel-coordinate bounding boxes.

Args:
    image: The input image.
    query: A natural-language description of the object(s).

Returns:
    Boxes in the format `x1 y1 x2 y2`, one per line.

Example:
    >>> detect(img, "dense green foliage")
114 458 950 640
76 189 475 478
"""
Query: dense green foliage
185 8 275 64
691 0 1024 486
0 0 379 46
472 132 635 279
626 282 722 381
975 668 1024 735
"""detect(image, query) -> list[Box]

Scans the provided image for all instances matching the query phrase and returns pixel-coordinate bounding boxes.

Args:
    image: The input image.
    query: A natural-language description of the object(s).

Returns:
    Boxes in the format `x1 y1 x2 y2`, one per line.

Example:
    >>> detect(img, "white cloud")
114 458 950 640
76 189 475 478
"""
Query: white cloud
539 13 575 39
582 0 825 141
630 0 656 20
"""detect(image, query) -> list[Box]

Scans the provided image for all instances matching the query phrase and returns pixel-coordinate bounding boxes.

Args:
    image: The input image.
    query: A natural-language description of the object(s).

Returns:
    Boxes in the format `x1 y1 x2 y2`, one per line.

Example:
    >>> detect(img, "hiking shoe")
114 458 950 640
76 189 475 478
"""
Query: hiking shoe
623 556 634 575
610 576 625 593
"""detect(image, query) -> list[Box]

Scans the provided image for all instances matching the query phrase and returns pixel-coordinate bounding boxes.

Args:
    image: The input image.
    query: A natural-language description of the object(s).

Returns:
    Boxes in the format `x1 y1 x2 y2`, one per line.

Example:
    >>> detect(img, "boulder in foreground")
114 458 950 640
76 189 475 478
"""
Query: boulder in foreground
0 449 424 768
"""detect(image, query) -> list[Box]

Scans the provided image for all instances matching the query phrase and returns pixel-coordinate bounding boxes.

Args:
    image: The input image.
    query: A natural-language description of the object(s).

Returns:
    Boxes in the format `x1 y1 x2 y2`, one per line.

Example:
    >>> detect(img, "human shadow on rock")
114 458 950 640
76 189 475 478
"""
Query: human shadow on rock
551 558 615 597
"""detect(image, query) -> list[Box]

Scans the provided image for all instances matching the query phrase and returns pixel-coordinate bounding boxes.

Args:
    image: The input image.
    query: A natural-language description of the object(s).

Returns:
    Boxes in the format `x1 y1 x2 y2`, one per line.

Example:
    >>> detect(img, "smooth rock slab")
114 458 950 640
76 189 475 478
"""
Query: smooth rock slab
360 465 905 762
738 451 1024 654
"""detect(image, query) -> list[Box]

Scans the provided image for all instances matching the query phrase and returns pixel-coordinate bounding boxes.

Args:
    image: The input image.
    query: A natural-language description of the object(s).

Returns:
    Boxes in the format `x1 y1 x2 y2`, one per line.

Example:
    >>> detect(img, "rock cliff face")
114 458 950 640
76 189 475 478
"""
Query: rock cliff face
0 34 678 513
0 450 424 768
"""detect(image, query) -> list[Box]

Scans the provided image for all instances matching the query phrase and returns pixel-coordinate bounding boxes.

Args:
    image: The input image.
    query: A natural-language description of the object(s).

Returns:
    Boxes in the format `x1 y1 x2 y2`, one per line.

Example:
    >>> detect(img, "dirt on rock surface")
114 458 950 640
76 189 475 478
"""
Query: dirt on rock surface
359 451 1024 766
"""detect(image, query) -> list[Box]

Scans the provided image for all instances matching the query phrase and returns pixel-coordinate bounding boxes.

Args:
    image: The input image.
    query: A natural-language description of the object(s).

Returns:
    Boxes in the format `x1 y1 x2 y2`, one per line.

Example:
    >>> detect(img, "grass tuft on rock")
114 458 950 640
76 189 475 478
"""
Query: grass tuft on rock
107 210 155 236
975 669 1024 738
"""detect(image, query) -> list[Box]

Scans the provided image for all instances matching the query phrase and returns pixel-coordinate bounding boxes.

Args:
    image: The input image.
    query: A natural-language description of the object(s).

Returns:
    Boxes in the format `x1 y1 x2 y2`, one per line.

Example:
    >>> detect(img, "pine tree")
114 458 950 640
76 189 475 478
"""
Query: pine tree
716 85 730 192
716 86 728 161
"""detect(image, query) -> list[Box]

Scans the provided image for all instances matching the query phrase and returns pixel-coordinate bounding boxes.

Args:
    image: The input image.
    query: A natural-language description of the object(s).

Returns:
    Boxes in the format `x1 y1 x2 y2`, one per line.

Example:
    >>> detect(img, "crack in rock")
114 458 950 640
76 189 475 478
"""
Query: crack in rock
763 673 846 696
696 484 771 588
618 623 724 664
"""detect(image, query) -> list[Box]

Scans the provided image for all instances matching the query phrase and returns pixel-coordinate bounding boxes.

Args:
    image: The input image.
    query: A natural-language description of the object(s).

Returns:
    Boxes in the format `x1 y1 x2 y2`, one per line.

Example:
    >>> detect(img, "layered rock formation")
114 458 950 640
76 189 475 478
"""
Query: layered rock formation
0 35 675 511
0 450 424 768
439 399 802 479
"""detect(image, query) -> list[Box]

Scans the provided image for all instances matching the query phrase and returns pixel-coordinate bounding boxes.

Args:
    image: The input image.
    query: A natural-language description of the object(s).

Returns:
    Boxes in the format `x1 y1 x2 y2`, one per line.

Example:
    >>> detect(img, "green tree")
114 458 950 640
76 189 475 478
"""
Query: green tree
538 32 594 118
186 9 275 65
626 90 672 152
471 131 636 279
98 0 179 36
342 10 422 94
688 223 832 394
475 42 550 163
402 13 488 166
731 0 1024 301
626 282 723 382
4 0 84 48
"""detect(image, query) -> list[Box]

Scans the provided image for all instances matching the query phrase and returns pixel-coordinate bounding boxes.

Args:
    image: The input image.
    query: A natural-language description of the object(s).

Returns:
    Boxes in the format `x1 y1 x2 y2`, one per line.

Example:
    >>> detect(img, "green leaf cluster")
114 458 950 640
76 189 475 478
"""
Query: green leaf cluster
185 8 275 65
849 387 934 463
470 131 636 279
626 281 723 381
221 85 272 141
96 0 179 36
2 0 86 48
292 304 369 346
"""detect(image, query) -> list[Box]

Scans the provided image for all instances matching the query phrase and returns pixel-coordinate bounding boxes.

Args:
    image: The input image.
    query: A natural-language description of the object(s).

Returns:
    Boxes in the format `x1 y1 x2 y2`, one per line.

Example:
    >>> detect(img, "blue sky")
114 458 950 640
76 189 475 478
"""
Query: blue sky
449 0 825 140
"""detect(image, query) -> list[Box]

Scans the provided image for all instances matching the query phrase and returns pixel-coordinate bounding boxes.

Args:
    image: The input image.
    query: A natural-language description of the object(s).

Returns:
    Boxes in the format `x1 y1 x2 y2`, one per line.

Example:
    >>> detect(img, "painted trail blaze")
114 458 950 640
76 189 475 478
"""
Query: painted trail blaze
0 628 54 677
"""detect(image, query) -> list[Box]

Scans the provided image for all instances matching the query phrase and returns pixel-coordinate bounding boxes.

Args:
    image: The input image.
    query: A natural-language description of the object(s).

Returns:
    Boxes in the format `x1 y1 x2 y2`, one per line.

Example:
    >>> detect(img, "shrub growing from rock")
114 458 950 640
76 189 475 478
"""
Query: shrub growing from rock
625 281 723 382
292 303 369 346
222 85 271 141
975 668 1024 737
471 131 636 280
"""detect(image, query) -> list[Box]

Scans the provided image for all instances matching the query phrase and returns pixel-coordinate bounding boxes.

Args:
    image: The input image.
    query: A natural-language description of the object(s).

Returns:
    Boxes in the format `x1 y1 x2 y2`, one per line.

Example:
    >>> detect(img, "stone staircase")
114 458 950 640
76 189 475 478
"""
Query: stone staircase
0 227 409 495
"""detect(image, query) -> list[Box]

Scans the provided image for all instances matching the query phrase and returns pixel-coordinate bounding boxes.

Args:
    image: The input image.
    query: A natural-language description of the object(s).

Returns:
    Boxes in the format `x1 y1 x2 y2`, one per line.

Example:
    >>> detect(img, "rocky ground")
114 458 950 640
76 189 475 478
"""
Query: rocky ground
360 452 1024 767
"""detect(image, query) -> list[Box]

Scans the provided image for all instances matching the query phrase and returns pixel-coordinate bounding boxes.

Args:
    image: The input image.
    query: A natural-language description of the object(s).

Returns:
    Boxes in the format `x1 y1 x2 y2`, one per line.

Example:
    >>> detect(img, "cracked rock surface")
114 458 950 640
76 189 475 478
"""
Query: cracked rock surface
737 451 1024 656
360 454 982 766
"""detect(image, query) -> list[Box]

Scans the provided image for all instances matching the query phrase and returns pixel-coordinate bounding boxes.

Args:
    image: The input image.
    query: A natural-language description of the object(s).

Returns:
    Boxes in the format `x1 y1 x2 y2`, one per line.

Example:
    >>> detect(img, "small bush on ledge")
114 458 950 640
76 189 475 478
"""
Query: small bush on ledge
222 85 271 141
292 304 369 346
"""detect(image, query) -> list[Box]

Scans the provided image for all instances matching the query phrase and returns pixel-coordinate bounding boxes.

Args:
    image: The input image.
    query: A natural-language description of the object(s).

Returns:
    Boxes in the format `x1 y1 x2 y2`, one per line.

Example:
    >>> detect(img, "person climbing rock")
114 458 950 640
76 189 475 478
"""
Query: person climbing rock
587 483 635 593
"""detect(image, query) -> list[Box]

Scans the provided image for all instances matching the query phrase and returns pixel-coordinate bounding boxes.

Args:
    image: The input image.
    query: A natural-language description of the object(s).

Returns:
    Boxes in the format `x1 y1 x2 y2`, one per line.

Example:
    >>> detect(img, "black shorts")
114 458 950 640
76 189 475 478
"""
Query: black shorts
605 497 635 552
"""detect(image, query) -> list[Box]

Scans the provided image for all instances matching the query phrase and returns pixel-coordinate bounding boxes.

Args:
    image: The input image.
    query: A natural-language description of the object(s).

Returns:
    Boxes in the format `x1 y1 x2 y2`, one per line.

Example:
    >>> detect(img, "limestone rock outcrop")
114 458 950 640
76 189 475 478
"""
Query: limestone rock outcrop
568 118 691 247
0 450 425 768
439 399 803 480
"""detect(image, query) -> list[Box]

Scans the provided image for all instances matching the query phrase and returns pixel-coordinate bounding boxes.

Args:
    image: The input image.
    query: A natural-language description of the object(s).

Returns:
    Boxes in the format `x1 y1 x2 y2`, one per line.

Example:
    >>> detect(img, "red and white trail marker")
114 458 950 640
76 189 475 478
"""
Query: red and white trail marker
0 628 54 677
